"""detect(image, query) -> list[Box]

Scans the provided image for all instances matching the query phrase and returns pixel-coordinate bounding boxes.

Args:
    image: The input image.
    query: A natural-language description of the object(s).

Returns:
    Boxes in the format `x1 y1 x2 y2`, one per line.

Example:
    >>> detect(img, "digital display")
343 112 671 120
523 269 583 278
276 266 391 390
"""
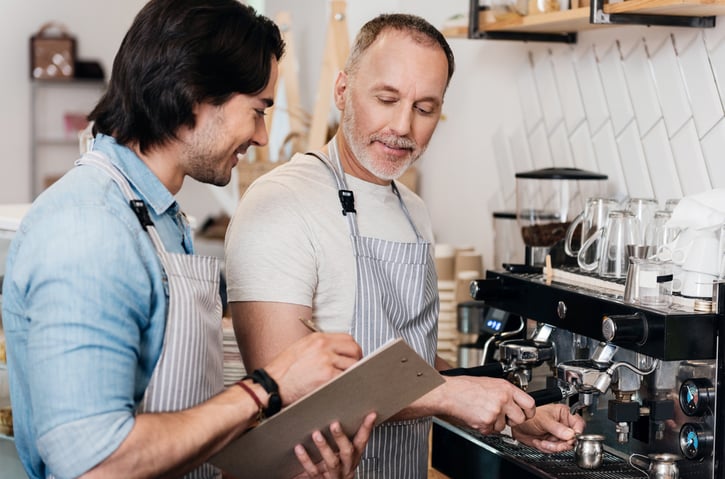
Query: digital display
480 307 510 335
485 319 503 332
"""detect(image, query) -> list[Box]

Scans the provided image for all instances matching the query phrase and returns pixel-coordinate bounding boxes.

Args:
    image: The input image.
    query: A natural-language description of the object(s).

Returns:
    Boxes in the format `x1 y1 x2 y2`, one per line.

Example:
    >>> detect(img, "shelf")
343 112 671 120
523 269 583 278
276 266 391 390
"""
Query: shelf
32 79 105 89
481 7 603 33
35 138 79 147
604 0 725 16
30 79 105 198
469 0 720 40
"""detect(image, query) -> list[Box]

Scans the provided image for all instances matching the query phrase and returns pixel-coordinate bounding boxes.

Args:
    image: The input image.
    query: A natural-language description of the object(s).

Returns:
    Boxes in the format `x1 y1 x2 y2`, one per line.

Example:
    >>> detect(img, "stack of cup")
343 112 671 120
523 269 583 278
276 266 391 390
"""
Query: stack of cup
454 249 483 304
435 244 457 365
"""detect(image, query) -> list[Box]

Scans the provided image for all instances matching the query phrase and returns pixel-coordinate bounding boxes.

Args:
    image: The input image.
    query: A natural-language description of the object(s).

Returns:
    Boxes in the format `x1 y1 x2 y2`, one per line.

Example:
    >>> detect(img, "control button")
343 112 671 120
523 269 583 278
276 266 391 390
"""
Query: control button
601 313 647 344
679 378 714 416
680 423 714 460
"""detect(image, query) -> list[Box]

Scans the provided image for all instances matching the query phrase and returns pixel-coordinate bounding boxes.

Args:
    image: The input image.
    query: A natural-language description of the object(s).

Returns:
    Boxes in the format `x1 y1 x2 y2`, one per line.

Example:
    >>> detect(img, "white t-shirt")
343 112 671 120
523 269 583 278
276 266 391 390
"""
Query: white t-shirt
224 152 435 332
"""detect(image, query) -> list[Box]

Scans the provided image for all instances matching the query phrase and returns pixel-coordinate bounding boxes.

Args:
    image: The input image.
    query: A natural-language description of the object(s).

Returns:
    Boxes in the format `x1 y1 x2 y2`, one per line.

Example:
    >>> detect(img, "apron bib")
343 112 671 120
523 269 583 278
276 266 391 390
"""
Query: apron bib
77 152 223 479
310 138 439 479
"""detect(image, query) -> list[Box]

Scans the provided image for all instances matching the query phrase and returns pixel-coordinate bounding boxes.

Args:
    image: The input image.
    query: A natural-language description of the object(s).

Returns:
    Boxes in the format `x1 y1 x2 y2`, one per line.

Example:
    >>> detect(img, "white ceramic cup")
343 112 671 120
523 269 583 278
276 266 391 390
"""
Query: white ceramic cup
681 232 720 276
680 270 717 299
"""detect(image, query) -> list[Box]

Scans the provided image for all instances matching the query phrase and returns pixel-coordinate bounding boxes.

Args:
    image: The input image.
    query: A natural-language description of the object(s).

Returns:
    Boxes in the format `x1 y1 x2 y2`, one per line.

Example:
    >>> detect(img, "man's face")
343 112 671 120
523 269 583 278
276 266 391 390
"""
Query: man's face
180 60 278 187
336 30 448 184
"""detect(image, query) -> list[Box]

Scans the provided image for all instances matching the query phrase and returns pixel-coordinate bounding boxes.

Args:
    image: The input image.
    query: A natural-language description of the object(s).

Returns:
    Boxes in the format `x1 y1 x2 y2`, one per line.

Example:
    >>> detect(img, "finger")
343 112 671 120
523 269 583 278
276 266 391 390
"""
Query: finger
326 333 363 359
353 413 377 450
331 354 361 372
329 422 354 471
294 444 320 478
536 409 578 441
512 388 536 419
533 438 576 453
566 410 586 434
312 430 341 472
502 404 527 427
494 415 507 434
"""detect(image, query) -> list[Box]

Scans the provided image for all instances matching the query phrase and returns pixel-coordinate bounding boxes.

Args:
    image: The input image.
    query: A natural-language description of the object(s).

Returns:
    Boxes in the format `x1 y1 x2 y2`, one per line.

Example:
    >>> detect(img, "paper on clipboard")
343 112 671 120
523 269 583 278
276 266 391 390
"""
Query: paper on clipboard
209 338 444 479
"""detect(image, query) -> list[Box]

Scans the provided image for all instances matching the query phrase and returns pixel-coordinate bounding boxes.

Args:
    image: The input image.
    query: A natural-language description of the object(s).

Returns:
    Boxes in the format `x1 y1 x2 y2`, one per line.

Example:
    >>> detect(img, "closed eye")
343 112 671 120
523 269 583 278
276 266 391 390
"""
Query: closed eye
377 96 398 104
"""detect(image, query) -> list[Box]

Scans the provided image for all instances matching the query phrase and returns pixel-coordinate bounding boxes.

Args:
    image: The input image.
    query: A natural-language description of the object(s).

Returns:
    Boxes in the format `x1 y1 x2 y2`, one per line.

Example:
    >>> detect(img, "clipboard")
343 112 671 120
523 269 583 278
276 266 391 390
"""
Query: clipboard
209 338 444 479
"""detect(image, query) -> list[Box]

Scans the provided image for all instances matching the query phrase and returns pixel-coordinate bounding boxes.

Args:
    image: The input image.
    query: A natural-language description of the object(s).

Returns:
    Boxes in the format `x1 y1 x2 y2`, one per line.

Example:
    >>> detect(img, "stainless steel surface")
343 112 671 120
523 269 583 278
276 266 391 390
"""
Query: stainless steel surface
576 434 606 469
630 453 680 479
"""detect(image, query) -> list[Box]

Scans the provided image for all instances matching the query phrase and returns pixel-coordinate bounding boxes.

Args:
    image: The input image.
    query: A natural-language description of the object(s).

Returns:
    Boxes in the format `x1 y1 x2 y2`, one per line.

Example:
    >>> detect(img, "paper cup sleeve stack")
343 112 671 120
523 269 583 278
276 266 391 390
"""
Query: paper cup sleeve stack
435 244 484 367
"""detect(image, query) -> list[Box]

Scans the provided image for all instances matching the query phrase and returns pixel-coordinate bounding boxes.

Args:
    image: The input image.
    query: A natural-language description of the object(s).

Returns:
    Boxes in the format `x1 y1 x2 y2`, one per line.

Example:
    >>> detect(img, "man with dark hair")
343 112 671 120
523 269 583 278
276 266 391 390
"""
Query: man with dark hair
3 1 374 478
226 12 585 477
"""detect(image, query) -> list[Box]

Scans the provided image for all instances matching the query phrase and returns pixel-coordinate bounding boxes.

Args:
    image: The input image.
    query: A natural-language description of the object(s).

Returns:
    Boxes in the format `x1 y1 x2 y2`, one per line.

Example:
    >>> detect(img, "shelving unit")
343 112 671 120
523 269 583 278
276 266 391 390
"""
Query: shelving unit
466 0 725 43
30 79 106 198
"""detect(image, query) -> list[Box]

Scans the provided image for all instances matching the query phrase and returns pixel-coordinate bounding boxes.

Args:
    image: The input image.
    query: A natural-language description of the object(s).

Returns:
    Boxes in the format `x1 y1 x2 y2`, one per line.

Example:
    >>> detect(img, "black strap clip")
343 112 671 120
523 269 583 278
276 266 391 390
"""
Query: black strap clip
338 189 356 216
129 199 154 231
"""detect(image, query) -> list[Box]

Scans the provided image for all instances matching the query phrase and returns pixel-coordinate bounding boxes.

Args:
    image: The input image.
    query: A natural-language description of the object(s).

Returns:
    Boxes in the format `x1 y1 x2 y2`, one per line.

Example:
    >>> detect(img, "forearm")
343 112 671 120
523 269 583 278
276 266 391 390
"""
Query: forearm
388 379 451 421
81 382 266 478
389 355 454 421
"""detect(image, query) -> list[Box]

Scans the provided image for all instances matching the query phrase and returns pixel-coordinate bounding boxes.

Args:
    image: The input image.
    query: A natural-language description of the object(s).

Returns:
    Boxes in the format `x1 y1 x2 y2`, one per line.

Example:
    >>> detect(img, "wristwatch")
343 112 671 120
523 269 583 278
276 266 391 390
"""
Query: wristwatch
247 369 282 418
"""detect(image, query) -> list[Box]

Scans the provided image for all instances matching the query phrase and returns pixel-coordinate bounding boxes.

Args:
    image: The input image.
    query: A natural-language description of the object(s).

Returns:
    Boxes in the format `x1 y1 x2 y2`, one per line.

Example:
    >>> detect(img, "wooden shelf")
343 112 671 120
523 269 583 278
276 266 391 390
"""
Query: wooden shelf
604 0 725 16
475 0 722 35
481 7 603 33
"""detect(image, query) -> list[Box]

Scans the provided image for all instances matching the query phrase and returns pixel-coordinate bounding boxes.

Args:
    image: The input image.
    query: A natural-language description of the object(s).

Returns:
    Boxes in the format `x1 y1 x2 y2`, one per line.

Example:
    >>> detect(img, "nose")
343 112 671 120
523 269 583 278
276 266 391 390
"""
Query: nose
251 117 269 147
387 103 413 137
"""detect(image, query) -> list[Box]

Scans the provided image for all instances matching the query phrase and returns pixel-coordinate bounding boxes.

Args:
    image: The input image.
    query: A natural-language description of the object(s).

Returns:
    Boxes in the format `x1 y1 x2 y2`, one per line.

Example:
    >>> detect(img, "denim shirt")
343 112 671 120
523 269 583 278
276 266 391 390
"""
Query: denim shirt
2 134 194 479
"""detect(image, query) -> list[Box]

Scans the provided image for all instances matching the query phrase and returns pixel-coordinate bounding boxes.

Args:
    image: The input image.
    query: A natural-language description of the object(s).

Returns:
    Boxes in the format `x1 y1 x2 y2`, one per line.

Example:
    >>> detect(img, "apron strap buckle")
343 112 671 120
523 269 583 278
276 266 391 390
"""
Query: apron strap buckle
339 190 356 216
130 199 155 230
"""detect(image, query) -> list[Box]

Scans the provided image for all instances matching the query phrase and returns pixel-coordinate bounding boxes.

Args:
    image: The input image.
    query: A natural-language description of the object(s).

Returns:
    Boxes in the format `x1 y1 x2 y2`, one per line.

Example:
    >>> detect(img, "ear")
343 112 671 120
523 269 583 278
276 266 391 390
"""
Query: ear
333 71 347 111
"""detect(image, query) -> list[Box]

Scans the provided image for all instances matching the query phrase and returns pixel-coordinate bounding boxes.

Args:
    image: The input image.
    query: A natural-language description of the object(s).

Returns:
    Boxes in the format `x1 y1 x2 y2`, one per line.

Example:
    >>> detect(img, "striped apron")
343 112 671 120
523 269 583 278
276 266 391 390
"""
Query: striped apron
77 152 223 479
310 138 439 479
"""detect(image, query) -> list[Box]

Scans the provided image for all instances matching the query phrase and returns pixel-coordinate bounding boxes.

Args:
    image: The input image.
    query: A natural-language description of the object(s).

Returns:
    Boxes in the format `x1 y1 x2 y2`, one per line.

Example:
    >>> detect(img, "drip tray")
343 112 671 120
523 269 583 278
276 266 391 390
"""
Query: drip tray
480 435 642 478
432 420 651 479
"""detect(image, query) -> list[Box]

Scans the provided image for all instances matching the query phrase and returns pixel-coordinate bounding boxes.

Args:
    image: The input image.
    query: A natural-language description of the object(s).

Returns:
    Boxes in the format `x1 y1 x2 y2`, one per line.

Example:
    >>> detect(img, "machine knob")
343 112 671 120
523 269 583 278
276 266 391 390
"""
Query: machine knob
679 378 715 416
601 313 647 344
679 423 714 460
470 278 504 301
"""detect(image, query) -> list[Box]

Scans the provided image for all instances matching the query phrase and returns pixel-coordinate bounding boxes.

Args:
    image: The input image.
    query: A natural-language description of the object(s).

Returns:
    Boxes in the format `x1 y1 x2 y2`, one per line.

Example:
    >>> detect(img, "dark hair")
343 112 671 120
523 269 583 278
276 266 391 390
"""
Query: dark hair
345 13 455 88
89 0 285 153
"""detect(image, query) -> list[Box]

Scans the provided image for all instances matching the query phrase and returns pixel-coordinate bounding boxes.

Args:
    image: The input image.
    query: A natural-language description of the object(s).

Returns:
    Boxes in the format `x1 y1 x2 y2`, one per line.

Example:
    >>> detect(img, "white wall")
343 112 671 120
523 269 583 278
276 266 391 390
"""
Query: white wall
0 0 147 203
3 1 725 271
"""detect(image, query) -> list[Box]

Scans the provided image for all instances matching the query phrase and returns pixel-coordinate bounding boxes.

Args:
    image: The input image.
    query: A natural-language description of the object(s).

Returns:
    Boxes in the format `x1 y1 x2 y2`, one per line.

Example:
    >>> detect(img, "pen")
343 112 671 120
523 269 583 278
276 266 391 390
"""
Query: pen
298 317 321 333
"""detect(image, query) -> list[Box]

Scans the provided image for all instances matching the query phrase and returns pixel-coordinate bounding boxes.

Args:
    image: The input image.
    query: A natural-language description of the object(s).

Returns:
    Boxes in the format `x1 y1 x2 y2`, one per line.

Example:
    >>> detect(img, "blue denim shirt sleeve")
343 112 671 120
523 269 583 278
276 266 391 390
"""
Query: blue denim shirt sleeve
2 151 177 478
5 202 165 478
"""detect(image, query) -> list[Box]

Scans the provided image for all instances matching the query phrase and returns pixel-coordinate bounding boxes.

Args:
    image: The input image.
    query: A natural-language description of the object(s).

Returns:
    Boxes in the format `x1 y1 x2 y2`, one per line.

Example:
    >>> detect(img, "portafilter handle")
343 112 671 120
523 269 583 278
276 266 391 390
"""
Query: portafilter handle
440 363 507 378
528 383 578 407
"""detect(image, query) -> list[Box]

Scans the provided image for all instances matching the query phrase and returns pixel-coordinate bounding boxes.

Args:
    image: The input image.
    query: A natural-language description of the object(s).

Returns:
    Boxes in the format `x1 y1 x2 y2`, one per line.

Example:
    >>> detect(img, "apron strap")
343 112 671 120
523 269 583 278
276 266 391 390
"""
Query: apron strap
307 137 425 242
75 152 169 259
305 149 360 237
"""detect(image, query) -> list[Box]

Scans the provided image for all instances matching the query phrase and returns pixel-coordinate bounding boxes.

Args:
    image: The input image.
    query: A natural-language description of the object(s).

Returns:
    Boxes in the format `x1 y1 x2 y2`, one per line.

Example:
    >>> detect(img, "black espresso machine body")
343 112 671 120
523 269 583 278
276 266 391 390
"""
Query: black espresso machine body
432 269 724 479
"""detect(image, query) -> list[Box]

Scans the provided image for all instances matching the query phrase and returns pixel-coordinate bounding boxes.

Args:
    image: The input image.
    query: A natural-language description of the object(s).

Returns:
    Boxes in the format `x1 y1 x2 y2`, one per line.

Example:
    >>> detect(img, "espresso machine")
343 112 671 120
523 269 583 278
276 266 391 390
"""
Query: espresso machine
431 267 724 478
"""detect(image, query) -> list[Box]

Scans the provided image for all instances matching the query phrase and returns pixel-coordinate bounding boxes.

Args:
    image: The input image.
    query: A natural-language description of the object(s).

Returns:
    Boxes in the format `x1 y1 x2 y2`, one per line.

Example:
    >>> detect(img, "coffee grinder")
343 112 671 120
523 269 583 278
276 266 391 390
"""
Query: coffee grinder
516 167 608 267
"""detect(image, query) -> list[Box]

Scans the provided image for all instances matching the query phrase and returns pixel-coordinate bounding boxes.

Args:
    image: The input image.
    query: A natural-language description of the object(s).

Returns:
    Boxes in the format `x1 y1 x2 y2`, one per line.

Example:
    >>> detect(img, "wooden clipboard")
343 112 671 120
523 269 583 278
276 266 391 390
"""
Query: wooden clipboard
209 338 444 479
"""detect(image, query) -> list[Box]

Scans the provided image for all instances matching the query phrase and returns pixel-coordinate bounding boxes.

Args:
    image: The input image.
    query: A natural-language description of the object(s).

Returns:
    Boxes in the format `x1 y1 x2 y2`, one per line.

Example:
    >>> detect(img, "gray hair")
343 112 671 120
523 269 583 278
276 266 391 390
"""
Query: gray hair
344 13 455 89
